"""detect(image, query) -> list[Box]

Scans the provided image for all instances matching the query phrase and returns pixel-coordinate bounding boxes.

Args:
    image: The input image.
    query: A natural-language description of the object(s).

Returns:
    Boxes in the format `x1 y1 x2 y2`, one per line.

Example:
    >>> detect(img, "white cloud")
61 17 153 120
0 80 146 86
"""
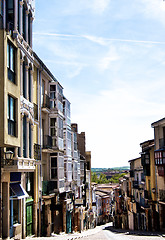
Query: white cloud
67 76 165 167
141 0 165 24
90 0 111 14
98 46 120 71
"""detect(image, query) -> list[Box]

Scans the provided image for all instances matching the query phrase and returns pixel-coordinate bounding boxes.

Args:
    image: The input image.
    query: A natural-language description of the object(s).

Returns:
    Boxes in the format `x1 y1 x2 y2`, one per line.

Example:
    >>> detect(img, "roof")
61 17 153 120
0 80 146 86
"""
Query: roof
128 157 141 162
151 117 165 128
95 191 109 198
33 52 63 89
140 139 154 151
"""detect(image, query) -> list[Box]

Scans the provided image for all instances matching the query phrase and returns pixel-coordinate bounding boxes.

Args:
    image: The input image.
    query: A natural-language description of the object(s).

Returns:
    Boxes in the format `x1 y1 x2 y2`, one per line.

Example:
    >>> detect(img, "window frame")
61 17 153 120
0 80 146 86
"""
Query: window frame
8 95 16 136
7 41 16 83
50 156 57 180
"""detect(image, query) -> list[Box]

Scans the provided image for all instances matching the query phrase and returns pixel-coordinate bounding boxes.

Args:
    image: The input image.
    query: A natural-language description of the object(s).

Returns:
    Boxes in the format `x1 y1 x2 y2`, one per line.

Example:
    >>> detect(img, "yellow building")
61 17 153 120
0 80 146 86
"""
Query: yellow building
152 118 165 230
0 0 41 239
140 139 158 231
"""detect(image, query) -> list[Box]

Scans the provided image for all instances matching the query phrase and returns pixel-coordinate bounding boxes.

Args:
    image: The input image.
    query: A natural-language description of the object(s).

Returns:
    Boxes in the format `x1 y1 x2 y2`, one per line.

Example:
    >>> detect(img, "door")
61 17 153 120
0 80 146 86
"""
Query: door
10 200 14 238
66 211 72 233
26 203 33 236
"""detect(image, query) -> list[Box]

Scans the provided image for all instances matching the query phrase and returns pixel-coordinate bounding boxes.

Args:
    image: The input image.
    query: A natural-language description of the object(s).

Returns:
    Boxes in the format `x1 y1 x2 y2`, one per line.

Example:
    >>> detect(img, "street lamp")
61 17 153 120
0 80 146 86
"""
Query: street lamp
4 150 14 165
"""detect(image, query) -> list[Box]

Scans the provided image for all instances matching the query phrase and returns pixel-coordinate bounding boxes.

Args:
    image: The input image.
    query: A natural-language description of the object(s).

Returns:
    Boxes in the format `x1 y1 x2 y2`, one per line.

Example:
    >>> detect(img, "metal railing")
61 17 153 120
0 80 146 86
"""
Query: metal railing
33 103 38 120
34 144 41 160
42 94 51 109
42 181 57 195
43 135 52 149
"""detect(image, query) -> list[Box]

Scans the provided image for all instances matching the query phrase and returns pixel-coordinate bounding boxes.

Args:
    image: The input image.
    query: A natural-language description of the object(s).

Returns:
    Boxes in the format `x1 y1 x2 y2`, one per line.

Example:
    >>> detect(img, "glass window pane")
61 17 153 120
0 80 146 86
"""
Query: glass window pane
8 0 14 9
10 97 14 121
51 169 57 179
7 43 10 68
50 85 56 91
10 45 14 72
50 118 56 126
50 92 55 99
52 138 56 147
8 96 10 119
51 128 56 137
51 157 57 168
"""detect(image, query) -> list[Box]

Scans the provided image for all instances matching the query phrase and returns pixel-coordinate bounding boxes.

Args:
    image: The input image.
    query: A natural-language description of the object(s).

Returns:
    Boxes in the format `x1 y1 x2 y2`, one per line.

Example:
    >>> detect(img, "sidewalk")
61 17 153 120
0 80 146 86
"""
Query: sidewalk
27 223 110 240
104 225 165 238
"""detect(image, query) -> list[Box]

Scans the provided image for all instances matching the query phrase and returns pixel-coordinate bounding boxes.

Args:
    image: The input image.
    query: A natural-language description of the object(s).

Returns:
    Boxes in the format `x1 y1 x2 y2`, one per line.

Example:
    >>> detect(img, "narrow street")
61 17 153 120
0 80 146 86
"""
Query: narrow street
31 223 165 240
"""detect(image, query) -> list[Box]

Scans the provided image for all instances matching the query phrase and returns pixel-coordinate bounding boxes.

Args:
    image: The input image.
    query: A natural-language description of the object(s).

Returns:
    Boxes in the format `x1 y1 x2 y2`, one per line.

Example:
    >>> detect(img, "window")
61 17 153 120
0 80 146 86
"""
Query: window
28 13 32 45
58 118 63 138
50 118 56 147
7 41 15 83
6 0 14 30
22 4 27 41
41 80 45 106
10 199 19 225
51 156 57 179
28 68 32 102
29 123 31 158
26 172 33 197
23 116 27 158
0 1 3 16
50 84 56 108
8 95 15 136
17 0 20 33
23 62 26 98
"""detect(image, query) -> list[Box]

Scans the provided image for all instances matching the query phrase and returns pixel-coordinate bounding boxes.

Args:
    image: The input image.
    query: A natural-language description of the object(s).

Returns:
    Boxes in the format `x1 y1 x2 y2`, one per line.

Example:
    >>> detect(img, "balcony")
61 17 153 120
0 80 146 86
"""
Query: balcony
2 157 35 171
34 144 41 160
158 166 165 176
42 180 57 195
141 152 150 166
140 198 149 208
133 180 139 189
43 135 52 149
143 165 150 176
42 94 51 112
159 138 165 149
34 103 38 121
130 170 134 178
155 149 165 165
144 190 152 200
159 189 165 202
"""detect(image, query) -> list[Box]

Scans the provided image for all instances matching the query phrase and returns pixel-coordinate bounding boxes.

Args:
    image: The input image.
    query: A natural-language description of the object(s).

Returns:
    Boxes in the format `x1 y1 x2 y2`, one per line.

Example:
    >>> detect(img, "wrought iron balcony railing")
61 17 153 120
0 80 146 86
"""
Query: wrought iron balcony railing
42 181 57 195
34 103 38 121
159 189 165 202
42 94 51 109
34 144 41 160
132 180 139 189
43 135 52 149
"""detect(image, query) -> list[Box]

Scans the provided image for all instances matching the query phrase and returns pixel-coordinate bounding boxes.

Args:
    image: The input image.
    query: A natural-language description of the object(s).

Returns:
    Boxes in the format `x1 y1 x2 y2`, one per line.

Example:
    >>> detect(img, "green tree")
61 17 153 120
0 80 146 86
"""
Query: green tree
91 172 98 183
98 173 108 184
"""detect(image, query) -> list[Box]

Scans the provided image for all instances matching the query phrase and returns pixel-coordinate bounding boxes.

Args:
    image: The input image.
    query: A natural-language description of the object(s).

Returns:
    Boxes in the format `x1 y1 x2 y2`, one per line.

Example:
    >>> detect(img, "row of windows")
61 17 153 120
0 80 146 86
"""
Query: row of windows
7 96 32 159
7 41 32 102
6 0 32 45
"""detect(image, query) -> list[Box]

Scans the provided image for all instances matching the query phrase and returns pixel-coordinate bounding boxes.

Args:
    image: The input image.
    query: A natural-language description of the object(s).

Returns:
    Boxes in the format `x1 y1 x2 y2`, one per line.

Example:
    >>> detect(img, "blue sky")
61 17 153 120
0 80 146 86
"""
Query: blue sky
33 0 165 167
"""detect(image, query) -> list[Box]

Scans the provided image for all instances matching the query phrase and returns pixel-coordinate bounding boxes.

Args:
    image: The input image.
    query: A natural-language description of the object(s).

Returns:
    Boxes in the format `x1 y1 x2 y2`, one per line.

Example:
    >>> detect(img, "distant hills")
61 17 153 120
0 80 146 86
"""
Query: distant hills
92 166 130 172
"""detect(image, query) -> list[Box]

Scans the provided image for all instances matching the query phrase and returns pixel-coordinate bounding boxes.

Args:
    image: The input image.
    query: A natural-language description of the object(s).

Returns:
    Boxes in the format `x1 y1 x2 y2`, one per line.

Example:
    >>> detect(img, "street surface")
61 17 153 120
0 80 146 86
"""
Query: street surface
30 223 165 240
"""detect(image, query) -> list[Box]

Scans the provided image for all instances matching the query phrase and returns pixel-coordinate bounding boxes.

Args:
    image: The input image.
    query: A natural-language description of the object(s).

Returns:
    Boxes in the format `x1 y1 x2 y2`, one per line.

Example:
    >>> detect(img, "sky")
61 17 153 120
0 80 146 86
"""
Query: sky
33 0 165 168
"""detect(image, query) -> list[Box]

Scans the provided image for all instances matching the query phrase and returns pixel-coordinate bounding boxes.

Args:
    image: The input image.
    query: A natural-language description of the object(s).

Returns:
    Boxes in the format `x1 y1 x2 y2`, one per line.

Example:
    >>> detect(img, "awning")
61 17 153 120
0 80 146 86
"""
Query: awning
10 183 29 200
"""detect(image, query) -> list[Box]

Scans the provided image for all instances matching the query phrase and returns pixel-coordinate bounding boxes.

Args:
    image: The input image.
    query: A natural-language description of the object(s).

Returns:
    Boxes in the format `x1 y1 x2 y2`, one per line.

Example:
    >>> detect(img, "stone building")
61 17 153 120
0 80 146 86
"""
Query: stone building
0 0 41 239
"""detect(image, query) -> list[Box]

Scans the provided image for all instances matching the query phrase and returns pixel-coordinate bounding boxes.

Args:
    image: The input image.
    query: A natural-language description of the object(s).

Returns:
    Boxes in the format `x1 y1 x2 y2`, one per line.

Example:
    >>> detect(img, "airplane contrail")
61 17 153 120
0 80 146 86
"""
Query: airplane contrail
34 32 165 45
